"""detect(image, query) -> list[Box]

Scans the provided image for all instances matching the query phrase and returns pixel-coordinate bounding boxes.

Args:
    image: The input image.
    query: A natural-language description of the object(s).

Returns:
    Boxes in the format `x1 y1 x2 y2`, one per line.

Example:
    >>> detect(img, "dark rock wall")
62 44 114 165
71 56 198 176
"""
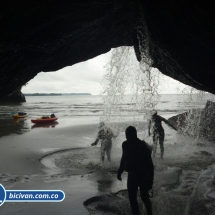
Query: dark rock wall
0 1 215 98
168 109 202 137
199 101 215 141
168 101 215 142
0 1 134 98
0 86 26 102
141 1 215 93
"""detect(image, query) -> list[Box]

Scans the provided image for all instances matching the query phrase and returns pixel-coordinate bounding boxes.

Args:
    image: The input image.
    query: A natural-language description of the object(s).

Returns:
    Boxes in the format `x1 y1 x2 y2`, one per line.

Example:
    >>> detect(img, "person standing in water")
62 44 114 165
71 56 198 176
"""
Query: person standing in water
91 121 117 162
117 126 154 215
148 110 177 159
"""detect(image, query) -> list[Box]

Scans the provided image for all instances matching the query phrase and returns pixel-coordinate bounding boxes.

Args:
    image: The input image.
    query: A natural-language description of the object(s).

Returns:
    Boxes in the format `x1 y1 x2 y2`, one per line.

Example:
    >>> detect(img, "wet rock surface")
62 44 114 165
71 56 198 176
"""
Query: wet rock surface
168 101 215 142
84 190 132 215
82 139 215 214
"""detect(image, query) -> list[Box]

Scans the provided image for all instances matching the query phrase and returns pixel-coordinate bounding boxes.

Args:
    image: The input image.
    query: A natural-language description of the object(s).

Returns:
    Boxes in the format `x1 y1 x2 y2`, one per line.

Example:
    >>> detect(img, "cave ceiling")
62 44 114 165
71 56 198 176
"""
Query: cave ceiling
0 0 215 98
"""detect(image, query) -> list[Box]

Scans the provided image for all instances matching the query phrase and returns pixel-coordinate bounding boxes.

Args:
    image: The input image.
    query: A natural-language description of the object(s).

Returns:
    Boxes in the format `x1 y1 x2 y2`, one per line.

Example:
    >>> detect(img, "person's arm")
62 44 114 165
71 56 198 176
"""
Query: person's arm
148 119 151 136
91 138 99 146
91 130 102 146
160 116 177 131
117 142 125 181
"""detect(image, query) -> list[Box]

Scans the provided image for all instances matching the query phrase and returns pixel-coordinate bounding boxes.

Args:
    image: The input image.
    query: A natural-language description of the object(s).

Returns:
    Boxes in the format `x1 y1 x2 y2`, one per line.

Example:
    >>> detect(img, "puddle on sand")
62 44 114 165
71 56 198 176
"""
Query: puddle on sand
40 148 88 175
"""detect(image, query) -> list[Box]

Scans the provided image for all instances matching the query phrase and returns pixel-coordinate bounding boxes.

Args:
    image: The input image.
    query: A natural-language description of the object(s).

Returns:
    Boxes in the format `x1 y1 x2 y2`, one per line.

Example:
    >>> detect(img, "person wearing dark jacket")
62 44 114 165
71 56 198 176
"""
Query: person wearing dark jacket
117 126 154 215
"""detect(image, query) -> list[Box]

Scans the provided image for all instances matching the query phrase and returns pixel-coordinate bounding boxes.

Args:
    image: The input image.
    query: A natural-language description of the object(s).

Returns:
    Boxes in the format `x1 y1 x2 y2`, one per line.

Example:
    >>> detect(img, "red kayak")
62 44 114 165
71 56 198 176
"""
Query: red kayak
31 117 58 124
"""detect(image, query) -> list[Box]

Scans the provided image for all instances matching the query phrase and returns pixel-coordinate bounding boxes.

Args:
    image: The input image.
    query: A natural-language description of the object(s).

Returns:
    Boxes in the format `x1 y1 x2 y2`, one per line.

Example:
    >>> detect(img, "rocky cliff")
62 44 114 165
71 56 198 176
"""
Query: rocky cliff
0 86 26 102
0 1 215 98
168 101 215 142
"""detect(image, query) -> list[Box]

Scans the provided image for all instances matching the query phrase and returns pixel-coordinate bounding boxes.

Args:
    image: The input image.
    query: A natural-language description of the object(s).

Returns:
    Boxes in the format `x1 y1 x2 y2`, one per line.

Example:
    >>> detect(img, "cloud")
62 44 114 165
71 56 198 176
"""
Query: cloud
22 48 188 95
22 51 111 95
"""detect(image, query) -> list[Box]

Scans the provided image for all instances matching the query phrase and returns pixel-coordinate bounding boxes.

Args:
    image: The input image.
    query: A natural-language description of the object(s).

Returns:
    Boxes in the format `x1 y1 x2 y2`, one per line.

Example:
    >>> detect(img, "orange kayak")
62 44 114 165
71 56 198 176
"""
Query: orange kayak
12 112 28 119
31 117 58 124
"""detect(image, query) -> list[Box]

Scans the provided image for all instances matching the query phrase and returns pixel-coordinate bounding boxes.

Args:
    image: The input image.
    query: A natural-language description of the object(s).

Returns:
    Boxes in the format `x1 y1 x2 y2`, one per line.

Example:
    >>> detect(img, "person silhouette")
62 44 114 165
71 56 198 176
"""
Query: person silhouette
117 126 154 215
91 121 118 162
148 110 177 159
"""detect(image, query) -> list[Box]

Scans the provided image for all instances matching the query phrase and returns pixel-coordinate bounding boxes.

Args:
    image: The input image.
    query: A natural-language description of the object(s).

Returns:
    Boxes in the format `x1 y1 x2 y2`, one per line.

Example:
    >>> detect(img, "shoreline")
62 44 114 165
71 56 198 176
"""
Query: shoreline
0 119 215 214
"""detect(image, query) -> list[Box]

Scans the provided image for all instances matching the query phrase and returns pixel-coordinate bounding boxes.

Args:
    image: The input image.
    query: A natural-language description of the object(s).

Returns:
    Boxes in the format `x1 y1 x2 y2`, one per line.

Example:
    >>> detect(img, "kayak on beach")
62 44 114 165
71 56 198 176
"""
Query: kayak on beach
31 114 58 124
11 112 28 119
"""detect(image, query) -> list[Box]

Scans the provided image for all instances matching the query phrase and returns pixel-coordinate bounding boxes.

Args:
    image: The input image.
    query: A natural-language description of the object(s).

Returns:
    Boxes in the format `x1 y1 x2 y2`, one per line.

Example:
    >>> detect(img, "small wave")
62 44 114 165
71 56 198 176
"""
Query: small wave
90 110 102 113
73 106 89 109
32 102 57 104
160 101 169 103
156 109 185 113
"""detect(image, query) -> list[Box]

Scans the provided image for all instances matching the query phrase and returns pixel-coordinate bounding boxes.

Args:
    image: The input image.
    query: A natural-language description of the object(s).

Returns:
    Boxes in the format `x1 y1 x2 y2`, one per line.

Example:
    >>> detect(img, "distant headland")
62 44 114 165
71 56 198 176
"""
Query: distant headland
24 93 92 96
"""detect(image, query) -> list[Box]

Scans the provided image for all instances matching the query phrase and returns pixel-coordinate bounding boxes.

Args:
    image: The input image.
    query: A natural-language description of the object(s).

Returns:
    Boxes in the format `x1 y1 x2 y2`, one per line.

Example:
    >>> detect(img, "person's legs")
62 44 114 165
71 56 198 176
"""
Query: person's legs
159 131 165 159
127 174 140 215
152 132 158 157
139 186 153 215
106 147 111 162
106 140 112 162
100 142 105 162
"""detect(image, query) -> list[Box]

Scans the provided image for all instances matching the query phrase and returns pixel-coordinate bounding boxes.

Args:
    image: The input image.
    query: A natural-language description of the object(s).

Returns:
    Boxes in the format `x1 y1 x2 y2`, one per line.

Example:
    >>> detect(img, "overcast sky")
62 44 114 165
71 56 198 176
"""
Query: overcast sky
22 50 187 95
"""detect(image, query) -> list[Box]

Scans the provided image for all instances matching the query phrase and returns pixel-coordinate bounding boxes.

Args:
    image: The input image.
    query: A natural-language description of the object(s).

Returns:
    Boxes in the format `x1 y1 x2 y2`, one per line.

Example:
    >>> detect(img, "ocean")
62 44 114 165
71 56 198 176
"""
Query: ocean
0 94 214 138
0 95 215 215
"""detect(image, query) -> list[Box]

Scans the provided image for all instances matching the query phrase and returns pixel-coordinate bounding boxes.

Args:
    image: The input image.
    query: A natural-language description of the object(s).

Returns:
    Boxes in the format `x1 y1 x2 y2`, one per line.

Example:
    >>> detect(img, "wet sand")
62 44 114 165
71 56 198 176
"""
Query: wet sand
0 118 215 215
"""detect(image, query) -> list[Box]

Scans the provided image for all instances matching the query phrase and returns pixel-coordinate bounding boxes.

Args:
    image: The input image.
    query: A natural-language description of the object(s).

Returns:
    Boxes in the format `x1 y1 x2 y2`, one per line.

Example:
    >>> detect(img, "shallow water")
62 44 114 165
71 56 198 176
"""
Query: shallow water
0 94 213 139
1 95 215 214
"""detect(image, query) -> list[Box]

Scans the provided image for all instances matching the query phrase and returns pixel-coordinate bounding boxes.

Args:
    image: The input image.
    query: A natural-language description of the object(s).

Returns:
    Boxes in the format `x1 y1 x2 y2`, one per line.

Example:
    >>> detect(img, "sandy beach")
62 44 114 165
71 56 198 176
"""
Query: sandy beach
0 117 215 215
